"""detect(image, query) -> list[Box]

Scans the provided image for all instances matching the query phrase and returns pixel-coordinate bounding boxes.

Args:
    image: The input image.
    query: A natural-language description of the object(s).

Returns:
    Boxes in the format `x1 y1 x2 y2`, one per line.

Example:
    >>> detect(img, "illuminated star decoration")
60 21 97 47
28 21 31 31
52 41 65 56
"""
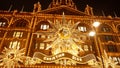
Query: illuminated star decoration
0 47 25 68
44 12 84 56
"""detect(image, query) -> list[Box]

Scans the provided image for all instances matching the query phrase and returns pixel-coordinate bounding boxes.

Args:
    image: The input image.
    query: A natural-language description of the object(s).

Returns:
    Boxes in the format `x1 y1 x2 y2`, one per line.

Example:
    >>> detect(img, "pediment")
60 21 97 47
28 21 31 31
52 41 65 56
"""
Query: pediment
40 5 88 16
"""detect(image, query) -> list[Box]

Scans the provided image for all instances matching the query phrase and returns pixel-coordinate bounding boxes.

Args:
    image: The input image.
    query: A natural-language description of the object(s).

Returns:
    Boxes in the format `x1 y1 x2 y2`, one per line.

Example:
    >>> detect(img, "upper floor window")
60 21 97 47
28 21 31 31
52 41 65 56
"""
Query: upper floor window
40 24 49 30
0 18 8 27
104 35 114 42
100 24 112 32
107 45 117 52
0 22 6 27
36 21 51 31
12 19 28 28
78 26 87 32
13 32 23 38
9 41 20 49
16 22 26 27
102 27 111 32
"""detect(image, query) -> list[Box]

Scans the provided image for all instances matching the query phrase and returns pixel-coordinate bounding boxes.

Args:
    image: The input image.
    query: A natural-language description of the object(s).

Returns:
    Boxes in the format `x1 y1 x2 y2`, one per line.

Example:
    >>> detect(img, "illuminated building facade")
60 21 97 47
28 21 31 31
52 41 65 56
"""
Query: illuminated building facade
0 0 120 68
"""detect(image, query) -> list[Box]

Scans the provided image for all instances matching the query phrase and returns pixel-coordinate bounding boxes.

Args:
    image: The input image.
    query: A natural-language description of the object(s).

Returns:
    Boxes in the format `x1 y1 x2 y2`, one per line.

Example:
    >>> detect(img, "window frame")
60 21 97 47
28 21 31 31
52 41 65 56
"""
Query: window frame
101 26 111 32
13 31 23 38
107 45 117 52
78 26 87 32
0 22 6 27
9 41 20 49
40 24 49 30
104 35 114 42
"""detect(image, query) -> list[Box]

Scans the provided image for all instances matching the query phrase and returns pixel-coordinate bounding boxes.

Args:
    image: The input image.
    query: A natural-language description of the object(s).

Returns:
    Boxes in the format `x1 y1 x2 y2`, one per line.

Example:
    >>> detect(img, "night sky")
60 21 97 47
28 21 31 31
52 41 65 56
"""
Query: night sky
0 0 120 17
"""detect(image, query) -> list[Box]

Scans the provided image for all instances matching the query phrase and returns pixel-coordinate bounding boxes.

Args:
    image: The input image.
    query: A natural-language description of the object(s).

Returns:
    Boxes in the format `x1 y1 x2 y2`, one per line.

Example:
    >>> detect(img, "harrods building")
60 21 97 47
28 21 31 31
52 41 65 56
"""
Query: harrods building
0 0 120 68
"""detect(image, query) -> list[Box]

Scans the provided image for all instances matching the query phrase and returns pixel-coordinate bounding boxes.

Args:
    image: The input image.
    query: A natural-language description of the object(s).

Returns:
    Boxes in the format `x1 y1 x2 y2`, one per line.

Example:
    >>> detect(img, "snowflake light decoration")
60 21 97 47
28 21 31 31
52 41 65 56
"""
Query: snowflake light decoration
0 47 25 68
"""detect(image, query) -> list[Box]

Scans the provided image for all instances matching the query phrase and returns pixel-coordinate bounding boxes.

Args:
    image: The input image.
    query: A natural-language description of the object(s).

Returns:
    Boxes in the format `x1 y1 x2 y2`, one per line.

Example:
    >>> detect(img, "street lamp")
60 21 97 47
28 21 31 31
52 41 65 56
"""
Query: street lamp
92 21 100 56
89 21 105 68
93 21 100 27
89 31 96 37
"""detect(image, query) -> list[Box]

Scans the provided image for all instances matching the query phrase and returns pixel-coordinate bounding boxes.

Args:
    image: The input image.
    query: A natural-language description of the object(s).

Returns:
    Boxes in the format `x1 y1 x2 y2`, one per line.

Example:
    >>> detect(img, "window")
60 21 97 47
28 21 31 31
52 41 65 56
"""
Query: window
102 27 110 32
9 41 20 49
104 35 114 41
40 24 49 30
13 32 23 38
35 43 38 49
84 45 89 51
41 35 46 38
16 22 26 27
40 43 45 49
36 34 40 38
0 22 6 27
78 26 87 32
107 45 117 52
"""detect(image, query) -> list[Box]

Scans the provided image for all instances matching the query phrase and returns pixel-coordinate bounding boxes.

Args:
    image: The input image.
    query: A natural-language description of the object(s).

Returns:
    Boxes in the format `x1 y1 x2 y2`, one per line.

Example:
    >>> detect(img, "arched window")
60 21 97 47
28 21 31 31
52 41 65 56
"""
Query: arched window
100 24 112 32
0 18 8 27
77 23 90 32
36 21 51 31
12 19 28 28
40 24 49 30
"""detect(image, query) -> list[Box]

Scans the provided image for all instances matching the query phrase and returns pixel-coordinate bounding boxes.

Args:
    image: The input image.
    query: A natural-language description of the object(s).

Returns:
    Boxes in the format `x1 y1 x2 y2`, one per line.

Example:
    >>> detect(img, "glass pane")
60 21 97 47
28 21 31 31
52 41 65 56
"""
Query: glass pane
9 41 20 49
84 45 89 51
40 24 49 30
78 26 86 32
40 43 44 49
13 32 23 38
41 35 46 38
107 45 117 52
103 27 110 32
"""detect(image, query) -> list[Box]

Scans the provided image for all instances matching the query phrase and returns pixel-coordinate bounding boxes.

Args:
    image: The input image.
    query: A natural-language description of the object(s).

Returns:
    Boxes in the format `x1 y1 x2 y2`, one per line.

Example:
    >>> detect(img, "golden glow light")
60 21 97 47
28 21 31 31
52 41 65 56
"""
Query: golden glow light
93 21 100 27
89 31 96 36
